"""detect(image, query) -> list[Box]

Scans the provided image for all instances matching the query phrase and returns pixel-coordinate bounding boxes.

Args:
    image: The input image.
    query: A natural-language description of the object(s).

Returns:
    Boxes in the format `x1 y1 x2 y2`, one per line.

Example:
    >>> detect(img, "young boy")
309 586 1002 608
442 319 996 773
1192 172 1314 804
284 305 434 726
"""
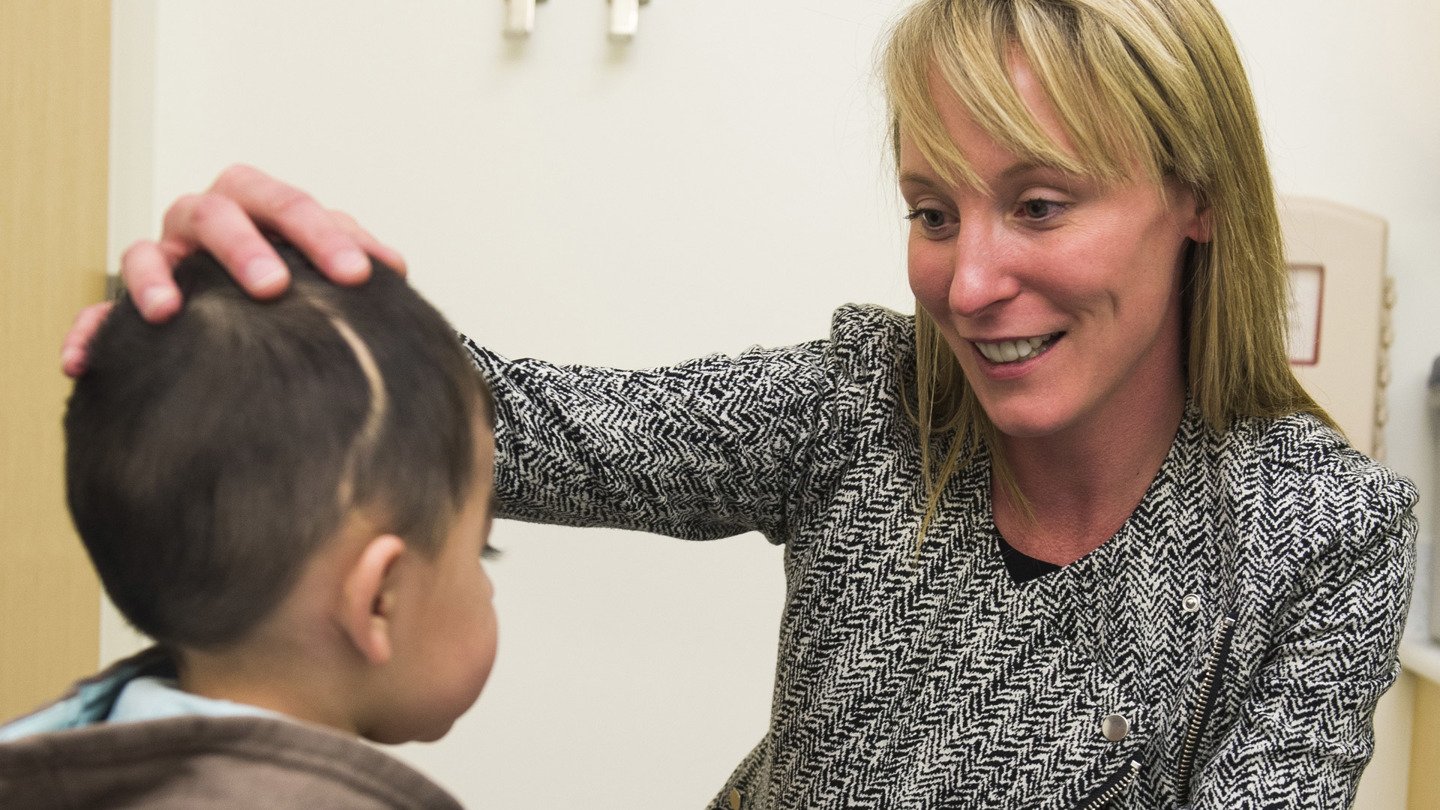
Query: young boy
0 243 497 809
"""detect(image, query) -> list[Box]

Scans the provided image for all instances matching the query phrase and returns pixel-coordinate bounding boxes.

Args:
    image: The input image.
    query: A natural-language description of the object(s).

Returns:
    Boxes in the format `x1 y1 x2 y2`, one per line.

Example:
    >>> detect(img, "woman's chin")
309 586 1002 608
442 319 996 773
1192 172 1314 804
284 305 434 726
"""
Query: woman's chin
978 400 1075 441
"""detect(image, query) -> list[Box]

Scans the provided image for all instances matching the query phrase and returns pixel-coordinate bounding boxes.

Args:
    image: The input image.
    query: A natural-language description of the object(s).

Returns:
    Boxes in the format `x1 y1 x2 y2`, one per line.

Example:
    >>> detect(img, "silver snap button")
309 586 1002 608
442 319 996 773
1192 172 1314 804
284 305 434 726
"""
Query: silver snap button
1101 713 1130 742
1181 594 1201 613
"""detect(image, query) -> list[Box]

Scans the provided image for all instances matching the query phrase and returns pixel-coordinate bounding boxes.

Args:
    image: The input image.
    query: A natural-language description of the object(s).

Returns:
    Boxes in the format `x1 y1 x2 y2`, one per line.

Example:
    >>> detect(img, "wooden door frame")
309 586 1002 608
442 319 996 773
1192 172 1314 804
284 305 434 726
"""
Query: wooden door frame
0 0 109 718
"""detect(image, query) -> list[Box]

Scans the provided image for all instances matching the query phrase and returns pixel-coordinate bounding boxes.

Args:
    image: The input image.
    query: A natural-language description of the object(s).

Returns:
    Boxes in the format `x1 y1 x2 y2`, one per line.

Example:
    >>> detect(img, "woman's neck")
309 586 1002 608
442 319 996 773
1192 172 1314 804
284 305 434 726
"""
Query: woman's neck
993 386 1185 566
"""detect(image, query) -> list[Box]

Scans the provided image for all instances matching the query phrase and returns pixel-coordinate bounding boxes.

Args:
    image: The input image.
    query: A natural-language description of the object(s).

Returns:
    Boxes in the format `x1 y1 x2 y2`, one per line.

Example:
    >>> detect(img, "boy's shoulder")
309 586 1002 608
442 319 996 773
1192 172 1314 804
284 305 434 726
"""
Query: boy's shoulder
0 649 461 810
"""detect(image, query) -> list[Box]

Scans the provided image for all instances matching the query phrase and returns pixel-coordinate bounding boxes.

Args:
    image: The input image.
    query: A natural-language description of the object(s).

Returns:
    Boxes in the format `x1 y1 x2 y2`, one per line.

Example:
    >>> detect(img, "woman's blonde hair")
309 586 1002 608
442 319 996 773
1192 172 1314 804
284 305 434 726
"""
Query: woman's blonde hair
881 0 1332 537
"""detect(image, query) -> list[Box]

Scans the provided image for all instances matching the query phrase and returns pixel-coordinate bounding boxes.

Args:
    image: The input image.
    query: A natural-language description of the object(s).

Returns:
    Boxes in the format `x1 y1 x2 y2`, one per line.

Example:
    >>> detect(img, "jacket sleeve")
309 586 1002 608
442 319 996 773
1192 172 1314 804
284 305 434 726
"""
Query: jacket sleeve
459 306 906 544
1189 471 1417 809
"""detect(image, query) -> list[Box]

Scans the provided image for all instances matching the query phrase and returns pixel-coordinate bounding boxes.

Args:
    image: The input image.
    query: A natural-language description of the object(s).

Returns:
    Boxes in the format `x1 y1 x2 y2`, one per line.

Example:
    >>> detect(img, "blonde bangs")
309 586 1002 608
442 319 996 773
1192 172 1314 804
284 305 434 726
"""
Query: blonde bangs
882 0 1217 194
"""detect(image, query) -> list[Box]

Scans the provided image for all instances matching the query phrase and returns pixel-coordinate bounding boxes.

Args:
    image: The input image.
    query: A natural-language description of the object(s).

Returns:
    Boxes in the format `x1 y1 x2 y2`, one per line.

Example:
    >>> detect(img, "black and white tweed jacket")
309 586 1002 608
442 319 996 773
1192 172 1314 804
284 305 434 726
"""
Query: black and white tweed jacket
464 304 1416 809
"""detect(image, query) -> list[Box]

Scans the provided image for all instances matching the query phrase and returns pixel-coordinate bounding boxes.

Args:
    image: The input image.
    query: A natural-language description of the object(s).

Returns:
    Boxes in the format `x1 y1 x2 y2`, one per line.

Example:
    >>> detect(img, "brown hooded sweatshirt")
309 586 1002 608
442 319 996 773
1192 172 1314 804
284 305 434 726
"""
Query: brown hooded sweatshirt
0 649 463 810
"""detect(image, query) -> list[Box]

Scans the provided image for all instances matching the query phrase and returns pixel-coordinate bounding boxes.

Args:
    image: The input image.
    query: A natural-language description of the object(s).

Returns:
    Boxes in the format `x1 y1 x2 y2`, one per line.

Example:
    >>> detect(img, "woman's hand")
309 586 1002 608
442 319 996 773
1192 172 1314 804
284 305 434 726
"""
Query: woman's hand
61 164 406 376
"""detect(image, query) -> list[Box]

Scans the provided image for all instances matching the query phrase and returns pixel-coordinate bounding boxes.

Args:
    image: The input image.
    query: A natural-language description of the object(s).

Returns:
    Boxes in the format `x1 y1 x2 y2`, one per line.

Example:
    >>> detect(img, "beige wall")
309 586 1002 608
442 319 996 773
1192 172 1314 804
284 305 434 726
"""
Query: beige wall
1411 678 1440 808
0 0 108 718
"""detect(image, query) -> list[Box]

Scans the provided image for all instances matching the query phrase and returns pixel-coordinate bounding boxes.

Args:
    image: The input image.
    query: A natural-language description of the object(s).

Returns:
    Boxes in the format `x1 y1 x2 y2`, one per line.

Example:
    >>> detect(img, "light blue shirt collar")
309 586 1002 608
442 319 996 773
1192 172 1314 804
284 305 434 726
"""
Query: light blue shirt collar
106 675 284 725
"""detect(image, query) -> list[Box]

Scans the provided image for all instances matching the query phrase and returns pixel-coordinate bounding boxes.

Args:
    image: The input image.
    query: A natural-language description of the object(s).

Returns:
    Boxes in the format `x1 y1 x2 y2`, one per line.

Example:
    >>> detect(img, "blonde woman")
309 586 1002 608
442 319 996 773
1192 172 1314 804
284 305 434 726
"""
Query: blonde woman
80 0 1415 807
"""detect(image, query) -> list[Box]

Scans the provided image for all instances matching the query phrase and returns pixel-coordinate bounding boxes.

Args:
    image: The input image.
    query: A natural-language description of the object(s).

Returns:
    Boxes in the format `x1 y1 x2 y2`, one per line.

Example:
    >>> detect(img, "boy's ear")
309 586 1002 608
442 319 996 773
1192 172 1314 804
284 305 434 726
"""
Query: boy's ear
339 534 407 667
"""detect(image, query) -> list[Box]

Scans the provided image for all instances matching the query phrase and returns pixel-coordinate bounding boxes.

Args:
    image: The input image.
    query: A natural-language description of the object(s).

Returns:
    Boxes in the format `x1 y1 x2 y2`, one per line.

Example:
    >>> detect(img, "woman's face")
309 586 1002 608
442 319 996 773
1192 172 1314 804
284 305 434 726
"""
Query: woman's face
900 59 1209 443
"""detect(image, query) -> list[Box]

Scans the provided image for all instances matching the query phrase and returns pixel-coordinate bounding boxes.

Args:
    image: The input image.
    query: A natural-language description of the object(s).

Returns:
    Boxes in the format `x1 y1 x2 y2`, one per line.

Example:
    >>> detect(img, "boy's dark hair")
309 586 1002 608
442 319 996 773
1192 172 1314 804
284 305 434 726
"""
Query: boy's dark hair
65 242 491 649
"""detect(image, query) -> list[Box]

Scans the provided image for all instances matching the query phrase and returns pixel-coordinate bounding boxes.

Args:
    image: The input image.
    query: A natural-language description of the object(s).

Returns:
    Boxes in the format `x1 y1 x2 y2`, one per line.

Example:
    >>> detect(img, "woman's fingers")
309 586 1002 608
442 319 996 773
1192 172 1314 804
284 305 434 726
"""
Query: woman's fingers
119 165 409 325
161 191 289 296
207 164 385 284
329 209 408 276
72 164 410 375
120 184 289 323
60 302 114 378
119 239 184 321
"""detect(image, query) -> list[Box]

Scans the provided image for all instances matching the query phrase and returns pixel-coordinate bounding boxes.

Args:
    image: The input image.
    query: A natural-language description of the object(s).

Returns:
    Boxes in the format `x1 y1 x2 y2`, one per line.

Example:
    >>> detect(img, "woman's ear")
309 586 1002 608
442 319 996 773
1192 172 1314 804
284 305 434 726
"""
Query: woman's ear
1182 189 1213 244
1169 181 1213 244
1186 205 1213 244
338 534 407 666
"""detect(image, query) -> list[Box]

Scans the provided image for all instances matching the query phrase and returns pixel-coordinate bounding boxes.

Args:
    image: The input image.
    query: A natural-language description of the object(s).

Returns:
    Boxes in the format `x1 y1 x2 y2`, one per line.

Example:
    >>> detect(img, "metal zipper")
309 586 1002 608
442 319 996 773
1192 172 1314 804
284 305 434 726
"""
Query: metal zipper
1077 758 1142 810
1175 611 1238 797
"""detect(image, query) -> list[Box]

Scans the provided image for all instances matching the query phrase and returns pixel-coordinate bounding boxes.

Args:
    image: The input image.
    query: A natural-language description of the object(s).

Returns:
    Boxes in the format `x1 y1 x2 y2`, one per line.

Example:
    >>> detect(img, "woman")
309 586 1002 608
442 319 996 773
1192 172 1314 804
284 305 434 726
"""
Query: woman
75 0 1414 807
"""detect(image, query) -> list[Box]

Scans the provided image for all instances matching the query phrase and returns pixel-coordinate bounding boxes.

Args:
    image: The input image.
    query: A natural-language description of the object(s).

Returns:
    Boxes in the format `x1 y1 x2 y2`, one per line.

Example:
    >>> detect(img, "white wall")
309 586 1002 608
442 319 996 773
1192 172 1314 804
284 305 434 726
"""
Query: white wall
106 1 1440 807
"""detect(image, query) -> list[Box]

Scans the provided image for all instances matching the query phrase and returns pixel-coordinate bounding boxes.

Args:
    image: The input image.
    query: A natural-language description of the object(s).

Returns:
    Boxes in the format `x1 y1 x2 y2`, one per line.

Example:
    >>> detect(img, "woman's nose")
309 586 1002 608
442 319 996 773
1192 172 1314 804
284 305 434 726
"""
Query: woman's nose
948 223 1020 317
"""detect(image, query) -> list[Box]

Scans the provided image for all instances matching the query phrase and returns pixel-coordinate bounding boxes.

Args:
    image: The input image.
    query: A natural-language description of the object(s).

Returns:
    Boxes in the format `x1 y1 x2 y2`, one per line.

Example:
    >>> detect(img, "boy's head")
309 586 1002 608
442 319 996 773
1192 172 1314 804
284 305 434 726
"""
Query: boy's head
65 242 497 742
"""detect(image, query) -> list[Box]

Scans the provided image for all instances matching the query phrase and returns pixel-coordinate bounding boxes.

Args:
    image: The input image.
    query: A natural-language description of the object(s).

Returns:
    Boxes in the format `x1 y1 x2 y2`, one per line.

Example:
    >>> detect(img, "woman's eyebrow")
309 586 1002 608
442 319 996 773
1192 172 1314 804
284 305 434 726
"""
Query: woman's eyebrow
999 162 1045 181
900 162 1063 193
898 171 945 190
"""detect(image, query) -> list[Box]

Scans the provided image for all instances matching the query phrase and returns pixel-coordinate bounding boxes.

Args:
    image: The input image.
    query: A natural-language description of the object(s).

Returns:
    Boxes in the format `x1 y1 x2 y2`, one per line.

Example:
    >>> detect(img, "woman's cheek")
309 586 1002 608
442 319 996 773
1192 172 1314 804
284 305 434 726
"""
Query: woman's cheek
907 241 952 317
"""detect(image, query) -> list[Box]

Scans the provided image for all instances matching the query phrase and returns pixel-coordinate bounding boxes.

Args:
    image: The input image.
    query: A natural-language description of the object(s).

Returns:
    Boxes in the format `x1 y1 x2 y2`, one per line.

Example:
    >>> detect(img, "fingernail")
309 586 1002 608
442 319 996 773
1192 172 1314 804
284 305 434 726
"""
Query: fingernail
140 287 179 318
333 249 370 279
245 256 288 294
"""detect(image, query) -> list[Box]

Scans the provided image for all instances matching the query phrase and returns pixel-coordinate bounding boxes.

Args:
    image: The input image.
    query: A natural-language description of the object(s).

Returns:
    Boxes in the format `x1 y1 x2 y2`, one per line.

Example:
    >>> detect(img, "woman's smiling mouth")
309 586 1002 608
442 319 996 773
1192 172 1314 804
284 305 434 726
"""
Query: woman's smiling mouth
972 332 1064 364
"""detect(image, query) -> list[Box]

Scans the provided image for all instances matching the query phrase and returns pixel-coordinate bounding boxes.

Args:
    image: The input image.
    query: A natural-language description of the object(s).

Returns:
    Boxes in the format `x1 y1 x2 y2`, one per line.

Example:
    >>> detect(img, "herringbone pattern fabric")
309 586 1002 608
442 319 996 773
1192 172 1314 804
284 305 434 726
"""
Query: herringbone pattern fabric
464 304 1416 809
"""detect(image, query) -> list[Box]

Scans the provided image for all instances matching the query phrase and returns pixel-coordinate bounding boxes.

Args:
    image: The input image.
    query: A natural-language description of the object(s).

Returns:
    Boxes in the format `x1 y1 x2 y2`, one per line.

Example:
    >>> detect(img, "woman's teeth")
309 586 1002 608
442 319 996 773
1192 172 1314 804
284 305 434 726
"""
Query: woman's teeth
975 334 1056 364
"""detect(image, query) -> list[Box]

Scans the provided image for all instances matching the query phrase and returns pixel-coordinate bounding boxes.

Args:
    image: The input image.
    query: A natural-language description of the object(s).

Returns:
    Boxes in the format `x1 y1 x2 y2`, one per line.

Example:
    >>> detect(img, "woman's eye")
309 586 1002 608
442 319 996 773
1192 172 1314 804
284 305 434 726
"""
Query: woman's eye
1017 198 1063 221
905 208 950 230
